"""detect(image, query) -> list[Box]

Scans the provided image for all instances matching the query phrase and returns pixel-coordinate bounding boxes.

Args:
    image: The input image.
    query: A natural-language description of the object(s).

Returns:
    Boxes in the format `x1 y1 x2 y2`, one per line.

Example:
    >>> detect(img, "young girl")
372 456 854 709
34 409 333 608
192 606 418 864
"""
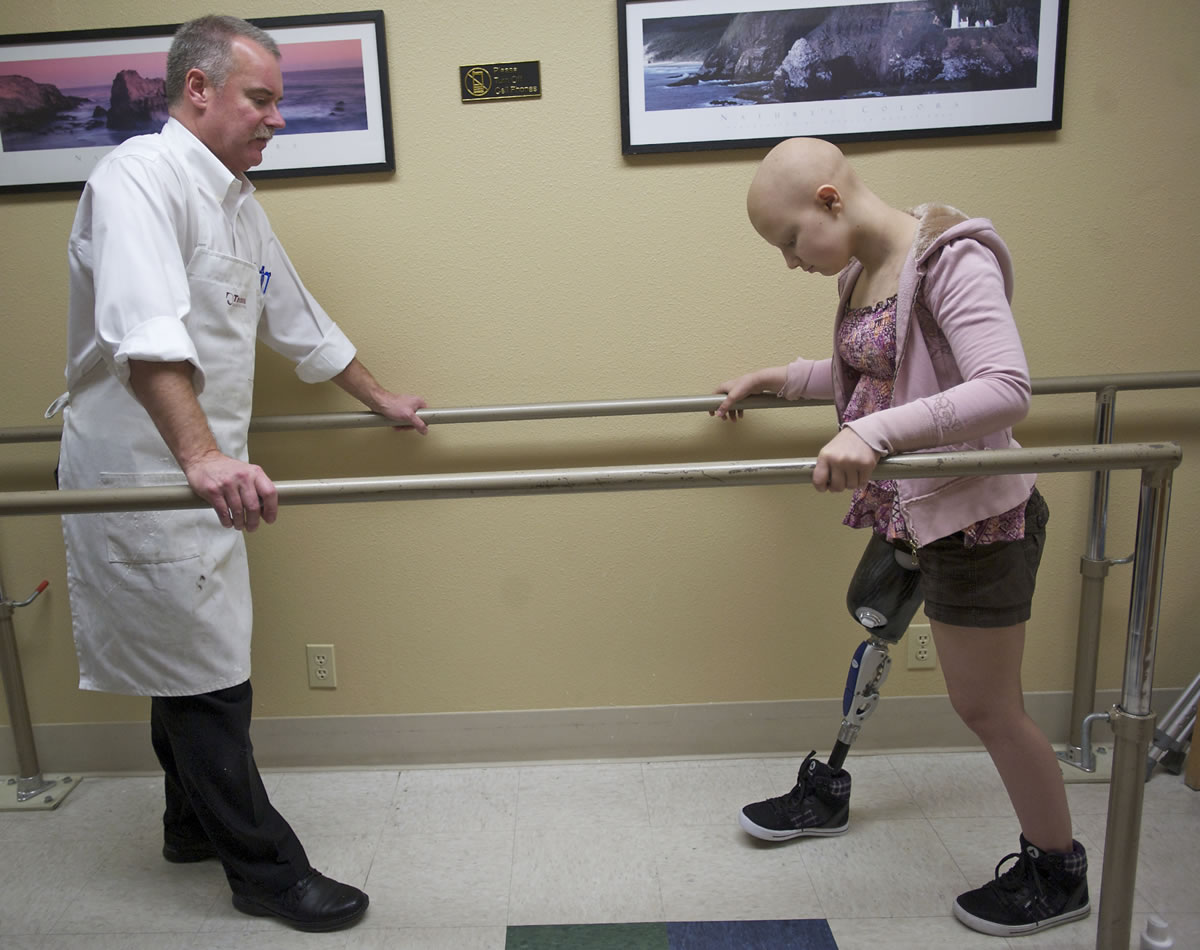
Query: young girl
714 137 1088 938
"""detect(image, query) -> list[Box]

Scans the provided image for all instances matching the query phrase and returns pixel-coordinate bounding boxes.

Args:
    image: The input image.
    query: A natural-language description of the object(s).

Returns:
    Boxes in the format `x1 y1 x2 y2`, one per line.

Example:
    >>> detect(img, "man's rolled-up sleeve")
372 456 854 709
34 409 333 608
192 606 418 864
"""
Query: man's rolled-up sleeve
112 315 203 387
256 233 357 383
87 156 206 392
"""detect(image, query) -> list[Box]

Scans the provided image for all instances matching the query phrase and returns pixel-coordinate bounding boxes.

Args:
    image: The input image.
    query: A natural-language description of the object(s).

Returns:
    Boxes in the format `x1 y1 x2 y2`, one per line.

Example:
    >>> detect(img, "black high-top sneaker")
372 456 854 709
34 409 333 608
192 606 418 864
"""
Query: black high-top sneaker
738 751 851 841
954 835 1090 937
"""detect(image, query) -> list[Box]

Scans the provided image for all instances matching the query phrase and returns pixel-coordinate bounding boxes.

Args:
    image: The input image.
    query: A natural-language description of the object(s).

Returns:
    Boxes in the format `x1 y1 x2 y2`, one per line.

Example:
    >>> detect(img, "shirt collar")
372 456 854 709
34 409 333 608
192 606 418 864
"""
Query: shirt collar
162 117 256 217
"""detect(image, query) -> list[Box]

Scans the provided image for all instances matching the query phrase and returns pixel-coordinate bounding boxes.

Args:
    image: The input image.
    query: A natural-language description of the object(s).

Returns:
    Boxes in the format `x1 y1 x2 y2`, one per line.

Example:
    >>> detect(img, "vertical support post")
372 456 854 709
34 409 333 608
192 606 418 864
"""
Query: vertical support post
0 567 56 801
1096 464 1172 950
1062 387 1117 765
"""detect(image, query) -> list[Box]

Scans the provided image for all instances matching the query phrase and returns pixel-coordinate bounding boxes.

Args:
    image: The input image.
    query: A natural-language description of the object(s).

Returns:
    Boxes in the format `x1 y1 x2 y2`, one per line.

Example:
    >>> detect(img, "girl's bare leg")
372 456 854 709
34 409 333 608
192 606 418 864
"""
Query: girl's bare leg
931 619 1073 851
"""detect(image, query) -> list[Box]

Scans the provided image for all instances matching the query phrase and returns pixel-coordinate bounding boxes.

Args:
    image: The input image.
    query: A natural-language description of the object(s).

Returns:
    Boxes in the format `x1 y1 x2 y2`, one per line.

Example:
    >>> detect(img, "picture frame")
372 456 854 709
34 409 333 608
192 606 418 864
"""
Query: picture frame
618 0 1068 155
0 10 395 194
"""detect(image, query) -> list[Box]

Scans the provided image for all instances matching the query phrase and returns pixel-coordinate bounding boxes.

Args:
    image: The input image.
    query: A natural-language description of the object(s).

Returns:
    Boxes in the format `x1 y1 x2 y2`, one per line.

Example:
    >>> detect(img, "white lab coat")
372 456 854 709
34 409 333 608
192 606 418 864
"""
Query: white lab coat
56 119 356 696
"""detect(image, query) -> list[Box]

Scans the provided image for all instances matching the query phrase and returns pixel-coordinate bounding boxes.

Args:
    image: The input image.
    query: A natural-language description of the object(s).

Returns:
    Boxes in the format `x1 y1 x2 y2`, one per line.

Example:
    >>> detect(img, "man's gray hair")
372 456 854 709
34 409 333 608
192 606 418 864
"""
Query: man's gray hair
166 14 280 105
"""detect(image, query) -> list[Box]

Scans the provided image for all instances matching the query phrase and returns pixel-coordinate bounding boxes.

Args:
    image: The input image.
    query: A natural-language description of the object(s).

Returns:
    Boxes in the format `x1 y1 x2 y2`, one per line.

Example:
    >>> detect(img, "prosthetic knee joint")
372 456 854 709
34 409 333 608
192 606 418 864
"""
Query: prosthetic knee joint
828 534 923 770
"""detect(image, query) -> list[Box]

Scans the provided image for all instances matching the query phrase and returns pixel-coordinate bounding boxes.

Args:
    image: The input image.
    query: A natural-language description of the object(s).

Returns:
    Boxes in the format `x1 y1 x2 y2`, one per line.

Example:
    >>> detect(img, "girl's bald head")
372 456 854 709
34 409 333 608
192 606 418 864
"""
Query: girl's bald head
747 138 859 224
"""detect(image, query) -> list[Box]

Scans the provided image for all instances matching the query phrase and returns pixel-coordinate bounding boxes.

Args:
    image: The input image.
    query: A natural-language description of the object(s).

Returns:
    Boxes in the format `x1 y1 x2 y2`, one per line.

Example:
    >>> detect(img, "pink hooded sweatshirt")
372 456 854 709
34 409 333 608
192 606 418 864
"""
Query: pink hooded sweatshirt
779 203 1035 547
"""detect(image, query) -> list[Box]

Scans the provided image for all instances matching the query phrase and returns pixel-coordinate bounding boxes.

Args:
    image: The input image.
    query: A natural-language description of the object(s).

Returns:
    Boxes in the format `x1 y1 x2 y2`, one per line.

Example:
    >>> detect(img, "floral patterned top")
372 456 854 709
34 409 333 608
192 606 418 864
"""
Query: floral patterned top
837 295 1025 546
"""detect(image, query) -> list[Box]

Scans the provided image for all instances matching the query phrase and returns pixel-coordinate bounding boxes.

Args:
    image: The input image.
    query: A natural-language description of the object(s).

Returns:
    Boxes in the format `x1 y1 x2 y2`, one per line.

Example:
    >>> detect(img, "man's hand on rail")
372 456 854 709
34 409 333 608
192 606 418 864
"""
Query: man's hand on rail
185 451 278 531
128 360 277 530
813 427 882 493
712 366 788 420
374 392 429 434
331 358 429 434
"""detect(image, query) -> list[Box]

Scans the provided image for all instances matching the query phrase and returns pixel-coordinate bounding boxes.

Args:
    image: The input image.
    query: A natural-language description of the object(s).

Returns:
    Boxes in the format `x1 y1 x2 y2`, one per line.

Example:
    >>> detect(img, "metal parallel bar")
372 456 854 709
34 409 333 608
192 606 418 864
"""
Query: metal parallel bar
0 575 37 775
252 394 810 432
3 370 1200 445
0 571 55 801
0 442 1183 950
3 394 800 444
1062 388 1119 764
8 382 1170 777
1097 463 1174 950
1121 469 1174 717
1029 370 1200 395
0 443 1181 517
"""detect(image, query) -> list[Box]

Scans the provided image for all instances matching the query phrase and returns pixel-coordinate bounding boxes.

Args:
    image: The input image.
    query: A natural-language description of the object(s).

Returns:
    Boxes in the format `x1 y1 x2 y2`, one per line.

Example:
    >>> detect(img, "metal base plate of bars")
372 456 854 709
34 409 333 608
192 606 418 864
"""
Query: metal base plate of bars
0 774 80 811
1058 744 1113 784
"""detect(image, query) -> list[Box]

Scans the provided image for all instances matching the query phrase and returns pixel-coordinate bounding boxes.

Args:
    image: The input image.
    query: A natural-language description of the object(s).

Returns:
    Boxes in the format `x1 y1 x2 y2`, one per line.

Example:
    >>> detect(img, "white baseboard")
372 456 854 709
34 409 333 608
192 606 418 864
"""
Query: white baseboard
1 688 1147 776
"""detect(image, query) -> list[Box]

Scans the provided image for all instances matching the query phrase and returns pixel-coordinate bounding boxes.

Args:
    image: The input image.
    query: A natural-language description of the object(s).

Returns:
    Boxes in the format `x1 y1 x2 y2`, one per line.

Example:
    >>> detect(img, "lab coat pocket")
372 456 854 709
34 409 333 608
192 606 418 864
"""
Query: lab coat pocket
100 472 203 564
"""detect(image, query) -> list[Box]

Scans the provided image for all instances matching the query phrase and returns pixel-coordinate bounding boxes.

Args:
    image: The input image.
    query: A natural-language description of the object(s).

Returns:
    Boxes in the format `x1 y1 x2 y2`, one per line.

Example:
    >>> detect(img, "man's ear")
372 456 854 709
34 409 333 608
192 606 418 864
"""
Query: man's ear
815 183 842 213
183 68 209 111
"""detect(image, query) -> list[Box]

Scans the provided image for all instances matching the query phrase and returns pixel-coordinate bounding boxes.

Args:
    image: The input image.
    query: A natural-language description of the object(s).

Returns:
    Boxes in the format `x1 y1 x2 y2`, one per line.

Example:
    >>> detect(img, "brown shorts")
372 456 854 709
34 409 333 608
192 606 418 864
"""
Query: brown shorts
917 488 1049 628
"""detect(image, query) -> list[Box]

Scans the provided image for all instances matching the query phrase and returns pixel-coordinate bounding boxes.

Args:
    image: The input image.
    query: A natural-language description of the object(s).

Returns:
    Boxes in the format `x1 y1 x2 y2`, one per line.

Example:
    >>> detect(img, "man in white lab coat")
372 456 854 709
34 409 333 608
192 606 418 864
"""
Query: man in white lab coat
55 14 424 932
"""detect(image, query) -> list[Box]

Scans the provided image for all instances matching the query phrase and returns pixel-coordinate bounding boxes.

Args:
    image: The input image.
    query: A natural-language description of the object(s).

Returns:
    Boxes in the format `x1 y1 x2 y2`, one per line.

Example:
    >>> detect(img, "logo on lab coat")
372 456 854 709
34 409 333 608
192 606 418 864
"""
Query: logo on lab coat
226 291 247 307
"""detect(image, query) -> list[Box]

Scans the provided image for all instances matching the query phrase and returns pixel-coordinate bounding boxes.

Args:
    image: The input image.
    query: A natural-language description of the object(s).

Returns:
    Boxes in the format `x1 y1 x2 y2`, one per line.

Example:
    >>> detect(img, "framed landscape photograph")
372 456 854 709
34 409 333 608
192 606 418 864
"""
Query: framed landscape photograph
618 0 1068 154
0 10 395 194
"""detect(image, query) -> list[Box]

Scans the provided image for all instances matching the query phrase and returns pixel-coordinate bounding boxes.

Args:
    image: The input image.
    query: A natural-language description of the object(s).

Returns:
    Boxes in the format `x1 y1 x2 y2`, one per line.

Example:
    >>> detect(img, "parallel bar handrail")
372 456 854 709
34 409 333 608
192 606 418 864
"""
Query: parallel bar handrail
1029 370 1200 395
2 394 796 444
0 442 1181 517
3 370 1200 445
0 440 1182 950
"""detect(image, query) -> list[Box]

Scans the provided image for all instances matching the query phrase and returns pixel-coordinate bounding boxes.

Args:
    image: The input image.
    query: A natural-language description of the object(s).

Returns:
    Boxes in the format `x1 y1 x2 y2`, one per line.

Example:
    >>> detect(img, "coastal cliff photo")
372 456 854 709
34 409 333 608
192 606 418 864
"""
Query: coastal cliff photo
640 1 1043 112
1 13 394 193
619 0 1067 154
0 38 368 153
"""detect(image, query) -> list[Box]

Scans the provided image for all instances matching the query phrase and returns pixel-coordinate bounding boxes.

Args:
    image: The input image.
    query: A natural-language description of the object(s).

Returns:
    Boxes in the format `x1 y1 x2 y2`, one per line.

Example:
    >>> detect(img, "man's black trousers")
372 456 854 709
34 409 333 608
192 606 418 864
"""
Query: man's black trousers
150 680 310 896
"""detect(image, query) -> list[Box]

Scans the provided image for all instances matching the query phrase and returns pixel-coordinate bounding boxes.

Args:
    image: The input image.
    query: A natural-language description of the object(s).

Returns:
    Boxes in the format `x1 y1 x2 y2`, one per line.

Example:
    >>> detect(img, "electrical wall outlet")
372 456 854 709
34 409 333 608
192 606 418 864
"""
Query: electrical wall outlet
907 624 937 669
306 643 337 688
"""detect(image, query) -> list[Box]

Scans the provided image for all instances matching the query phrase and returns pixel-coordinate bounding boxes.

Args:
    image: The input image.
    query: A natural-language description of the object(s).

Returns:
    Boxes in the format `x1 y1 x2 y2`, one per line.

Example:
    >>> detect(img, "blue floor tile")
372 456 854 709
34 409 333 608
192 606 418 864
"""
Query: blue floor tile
505 920 837 949
668 919 837 949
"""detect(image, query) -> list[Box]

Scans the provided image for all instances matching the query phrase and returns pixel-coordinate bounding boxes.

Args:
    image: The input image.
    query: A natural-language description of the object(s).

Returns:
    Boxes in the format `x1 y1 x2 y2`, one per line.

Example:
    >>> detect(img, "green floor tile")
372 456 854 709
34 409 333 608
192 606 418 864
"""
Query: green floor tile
505 922 669 949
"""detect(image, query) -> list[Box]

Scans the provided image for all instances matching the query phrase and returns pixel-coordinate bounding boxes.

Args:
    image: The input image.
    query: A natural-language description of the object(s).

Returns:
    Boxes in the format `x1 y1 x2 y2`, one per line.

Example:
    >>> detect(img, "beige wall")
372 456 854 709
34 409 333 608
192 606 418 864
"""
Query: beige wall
2 1 1198 733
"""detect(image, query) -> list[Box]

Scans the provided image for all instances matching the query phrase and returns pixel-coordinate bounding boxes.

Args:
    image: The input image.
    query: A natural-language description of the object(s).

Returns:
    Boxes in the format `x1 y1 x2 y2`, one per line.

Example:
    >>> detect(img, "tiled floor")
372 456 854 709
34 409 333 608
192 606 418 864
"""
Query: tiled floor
1 751 1198 949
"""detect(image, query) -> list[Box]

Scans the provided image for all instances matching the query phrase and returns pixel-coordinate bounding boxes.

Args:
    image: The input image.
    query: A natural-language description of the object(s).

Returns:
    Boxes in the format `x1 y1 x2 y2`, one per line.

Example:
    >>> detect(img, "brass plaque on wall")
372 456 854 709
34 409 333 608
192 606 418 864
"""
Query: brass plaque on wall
460 61 541 102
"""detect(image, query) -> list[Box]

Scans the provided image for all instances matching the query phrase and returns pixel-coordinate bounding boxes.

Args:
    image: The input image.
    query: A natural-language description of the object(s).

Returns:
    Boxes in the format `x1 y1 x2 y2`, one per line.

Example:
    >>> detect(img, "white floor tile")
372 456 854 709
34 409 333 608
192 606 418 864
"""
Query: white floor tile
390 766 520 834
799 818 968 918
929 815 1025 886
992 916 1106 950
185 931 352 949
346 926 508 949
38 935 195 950
48 834 225 935
363 828 514 928
0 938 43 950
507 825 663 925
642 758 774 827
0 838 109 935
886 751 1015 819
652 824 824 921
1117 812 1200 915
0 776 161 842
827 915 1002 949
1064 779 1113 818
1141 769 1200 818
835 753 927 824
268 770 399 839
514 762 649 829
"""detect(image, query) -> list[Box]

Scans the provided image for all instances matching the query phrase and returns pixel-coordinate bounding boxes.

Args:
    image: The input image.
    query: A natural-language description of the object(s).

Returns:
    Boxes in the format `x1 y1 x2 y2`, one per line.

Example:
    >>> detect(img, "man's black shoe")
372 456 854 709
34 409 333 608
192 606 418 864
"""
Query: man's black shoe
232 871 369 932
162 837 219 863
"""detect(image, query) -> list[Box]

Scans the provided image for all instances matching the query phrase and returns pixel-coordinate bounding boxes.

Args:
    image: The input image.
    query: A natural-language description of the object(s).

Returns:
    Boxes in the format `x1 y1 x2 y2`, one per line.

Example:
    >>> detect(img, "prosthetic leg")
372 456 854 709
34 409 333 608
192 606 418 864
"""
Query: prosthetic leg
738 534 923 841
829 533 923 770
